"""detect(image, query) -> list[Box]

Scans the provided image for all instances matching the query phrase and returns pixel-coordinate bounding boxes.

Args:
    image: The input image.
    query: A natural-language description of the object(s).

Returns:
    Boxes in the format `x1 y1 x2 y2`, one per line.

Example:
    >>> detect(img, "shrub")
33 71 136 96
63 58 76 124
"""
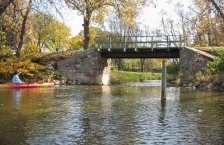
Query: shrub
207 47 224 74
167 62 179 75
195 70 213 83
166 62 180 82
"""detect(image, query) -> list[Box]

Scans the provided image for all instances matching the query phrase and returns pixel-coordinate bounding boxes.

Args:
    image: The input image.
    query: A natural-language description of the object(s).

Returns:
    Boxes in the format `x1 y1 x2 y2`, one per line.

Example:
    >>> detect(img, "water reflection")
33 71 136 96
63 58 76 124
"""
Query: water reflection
12 89 21 110
124 80 161 87
159 101 166 125
101 86 111 116
0 83 224 144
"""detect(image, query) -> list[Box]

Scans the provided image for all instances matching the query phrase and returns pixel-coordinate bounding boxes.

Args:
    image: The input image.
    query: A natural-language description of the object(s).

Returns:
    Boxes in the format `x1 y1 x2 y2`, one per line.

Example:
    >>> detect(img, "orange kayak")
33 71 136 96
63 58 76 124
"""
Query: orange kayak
0 83 54 88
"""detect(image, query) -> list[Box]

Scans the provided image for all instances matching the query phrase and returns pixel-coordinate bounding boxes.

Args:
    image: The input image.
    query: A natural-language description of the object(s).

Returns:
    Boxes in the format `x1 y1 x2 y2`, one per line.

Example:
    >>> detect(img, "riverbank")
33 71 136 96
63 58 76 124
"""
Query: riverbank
168 80 224 90
110 70 161 85
110 70 224 90
2 68 224 89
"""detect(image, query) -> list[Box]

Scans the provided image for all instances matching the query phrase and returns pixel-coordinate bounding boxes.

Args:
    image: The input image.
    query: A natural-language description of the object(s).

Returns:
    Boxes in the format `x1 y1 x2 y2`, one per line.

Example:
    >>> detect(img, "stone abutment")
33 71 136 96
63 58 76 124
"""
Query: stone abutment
57 49 111 85
179 47 215 79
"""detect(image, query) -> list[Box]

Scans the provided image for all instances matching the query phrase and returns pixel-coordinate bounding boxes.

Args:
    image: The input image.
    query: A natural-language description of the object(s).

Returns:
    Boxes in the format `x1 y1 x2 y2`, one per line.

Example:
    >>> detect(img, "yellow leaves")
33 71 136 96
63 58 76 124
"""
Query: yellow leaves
19 44 40 59
0 56 45 79
69 35 83 50
0 59 14 74
118 0 143 27
26 73 34 77
0 45 11 54
72 35 83 42
67 0 145 29
70 35 83 45
91 6 109 24
0 31 12 55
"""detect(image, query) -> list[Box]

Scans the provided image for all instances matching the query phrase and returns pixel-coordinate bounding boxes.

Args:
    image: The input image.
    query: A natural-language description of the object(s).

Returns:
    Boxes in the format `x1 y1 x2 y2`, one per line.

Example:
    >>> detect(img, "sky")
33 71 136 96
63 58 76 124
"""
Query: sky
56 0 190 37
55 9 83 37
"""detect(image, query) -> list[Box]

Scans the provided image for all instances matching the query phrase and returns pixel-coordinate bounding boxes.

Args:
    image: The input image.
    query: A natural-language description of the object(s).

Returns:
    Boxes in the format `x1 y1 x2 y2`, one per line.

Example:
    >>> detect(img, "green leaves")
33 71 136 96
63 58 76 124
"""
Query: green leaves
207 47 224 74
37 17 72 52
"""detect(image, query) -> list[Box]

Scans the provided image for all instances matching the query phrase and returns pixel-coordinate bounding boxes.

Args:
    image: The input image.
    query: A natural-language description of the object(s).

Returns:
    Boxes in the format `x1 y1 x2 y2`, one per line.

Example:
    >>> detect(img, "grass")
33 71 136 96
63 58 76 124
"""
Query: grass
110 70 161 85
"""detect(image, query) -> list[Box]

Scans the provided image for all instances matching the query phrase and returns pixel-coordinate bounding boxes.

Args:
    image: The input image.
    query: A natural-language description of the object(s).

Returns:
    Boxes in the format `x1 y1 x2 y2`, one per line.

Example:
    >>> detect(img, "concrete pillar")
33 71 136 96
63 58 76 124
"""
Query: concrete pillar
161 60 166 101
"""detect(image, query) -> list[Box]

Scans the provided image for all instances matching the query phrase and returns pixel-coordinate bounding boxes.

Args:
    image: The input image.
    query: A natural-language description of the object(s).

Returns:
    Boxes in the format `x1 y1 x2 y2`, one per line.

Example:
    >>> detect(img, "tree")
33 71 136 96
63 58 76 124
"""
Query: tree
0 0 13 15
17 0 33 57
209 0 224 22
69 35 83 50
176 0 224 46
40 20 71 51
0 0 39 57
0 0 28 56
65 0 147 50
34 12 55 49
79 26 105 49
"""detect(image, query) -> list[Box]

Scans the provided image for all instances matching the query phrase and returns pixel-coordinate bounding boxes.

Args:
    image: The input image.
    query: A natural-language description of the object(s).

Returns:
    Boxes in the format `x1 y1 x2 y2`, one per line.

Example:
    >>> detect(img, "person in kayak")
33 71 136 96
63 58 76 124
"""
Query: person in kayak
12 70 24 84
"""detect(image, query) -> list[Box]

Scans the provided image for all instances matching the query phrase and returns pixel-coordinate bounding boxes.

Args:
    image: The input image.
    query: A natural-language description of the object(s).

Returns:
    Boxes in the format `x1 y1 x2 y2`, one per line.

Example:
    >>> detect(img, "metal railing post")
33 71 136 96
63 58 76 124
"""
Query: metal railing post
97 37 100 51
108 37 111 51
123 36 126 51
166 35 170 51
179 35 182 47
151 36 153 51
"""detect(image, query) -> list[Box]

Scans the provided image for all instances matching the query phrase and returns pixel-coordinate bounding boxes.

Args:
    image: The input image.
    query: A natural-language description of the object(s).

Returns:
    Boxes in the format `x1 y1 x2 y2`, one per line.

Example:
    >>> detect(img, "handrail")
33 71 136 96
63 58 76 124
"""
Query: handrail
97 35 185 50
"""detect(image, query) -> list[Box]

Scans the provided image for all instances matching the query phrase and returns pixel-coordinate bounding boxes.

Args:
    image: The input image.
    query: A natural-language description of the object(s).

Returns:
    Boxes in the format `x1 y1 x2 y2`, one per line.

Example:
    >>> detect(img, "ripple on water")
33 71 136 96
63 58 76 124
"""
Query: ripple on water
1 84 224 144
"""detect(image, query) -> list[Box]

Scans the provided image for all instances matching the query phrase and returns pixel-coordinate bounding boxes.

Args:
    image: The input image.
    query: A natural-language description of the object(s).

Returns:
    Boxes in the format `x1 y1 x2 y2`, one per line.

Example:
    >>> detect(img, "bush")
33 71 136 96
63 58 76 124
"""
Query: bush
195 70 213 83
166 62 180 82
207 47 224 74
167 62 179 75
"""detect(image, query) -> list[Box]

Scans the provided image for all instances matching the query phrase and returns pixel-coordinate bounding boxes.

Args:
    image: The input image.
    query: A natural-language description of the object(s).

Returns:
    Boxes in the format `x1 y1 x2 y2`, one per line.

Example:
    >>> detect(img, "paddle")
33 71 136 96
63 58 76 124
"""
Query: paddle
36 82 43 84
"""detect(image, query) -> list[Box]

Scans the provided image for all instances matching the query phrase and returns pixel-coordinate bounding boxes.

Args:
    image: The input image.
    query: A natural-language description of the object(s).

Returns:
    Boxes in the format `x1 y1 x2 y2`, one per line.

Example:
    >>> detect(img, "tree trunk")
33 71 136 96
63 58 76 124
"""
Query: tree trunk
210 0 224 22
140 58 145 72
83 16 90 50
118 59 122 71
16 0 32 57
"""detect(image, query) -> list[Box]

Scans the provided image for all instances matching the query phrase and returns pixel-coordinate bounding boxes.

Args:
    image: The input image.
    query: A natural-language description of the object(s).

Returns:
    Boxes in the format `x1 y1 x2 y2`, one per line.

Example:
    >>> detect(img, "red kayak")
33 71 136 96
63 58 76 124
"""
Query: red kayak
0 83 54 88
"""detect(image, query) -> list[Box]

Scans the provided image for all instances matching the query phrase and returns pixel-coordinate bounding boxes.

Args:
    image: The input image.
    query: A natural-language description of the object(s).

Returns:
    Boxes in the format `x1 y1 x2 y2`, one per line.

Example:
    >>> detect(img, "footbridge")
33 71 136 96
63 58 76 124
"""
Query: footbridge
57 35 215 100
96 35 183 58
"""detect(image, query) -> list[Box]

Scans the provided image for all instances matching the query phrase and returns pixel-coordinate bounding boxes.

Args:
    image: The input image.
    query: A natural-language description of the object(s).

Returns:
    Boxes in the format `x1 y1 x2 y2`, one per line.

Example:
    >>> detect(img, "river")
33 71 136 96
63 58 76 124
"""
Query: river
0 80 224 144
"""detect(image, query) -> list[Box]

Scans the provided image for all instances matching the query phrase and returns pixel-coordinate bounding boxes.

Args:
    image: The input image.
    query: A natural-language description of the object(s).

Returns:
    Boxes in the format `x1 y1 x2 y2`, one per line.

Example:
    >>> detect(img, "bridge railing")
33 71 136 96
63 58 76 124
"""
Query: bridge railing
97 35 185 51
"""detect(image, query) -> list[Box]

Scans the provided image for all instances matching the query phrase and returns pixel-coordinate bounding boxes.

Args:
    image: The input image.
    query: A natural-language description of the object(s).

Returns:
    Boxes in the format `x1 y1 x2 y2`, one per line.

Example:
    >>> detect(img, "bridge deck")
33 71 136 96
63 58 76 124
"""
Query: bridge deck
98 48 180 58
96 35 184 58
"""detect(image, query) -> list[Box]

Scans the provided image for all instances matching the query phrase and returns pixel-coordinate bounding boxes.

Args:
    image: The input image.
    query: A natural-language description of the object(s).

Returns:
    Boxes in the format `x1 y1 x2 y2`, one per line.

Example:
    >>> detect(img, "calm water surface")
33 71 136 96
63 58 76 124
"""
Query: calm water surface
0 80 224 145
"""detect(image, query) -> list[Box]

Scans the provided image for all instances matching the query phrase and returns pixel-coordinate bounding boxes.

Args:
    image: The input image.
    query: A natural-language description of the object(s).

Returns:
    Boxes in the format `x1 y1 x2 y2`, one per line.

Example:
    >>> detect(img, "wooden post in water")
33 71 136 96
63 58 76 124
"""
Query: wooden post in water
161 60 166 101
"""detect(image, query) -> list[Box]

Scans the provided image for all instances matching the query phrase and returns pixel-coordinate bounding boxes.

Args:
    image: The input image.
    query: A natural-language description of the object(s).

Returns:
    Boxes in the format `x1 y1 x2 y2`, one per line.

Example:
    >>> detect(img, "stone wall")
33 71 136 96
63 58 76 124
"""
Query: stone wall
180 47 215 79
57 49 111 85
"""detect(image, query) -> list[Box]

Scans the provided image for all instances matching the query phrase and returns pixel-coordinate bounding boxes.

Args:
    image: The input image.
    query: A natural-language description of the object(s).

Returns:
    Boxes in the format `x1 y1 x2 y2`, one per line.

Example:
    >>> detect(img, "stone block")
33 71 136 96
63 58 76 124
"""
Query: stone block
57 49 111 85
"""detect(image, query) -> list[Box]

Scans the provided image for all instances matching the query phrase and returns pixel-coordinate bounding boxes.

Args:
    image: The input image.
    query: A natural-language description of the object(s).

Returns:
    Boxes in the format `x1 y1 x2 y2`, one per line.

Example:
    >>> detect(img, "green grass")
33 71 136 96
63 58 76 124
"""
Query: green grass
110 70 161 85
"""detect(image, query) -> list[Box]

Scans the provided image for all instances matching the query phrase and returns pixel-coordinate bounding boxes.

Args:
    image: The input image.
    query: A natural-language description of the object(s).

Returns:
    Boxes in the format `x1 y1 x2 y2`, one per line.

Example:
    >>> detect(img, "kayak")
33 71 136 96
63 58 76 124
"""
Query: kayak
0 83 54 88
